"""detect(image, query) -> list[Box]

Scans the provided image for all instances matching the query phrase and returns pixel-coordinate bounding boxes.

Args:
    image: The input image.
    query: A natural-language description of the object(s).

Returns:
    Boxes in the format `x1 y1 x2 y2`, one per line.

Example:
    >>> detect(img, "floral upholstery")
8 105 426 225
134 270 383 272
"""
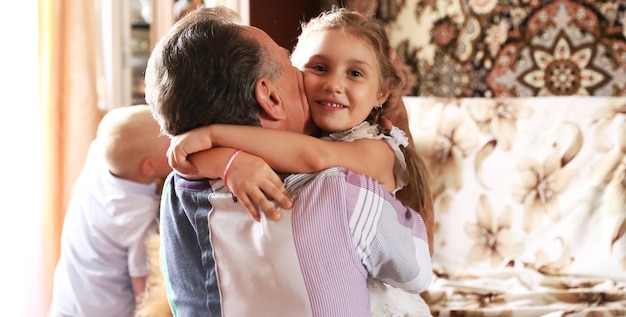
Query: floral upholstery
404 96 626 316
376 0 626 97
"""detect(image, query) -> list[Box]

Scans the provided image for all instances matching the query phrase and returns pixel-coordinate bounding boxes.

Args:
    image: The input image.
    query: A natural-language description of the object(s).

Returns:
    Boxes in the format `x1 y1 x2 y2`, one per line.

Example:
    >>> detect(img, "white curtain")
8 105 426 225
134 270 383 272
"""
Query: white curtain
204 0 249 24
0 1 43 316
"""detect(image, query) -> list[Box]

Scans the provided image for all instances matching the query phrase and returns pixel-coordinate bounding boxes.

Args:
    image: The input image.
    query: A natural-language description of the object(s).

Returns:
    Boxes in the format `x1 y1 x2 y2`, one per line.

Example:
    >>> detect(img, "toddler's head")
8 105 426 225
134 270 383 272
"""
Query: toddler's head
97 105 172 184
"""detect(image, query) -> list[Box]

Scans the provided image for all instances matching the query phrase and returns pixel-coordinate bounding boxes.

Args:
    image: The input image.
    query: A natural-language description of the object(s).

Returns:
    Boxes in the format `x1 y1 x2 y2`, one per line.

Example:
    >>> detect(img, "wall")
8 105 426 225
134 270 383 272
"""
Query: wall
250 0 323 50
380 0 626 97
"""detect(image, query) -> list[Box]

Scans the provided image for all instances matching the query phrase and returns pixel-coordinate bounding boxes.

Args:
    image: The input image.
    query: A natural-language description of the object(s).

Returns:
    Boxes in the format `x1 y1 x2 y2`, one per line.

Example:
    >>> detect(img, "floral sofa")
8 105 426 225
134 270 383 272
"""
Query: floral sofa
403 96 626 316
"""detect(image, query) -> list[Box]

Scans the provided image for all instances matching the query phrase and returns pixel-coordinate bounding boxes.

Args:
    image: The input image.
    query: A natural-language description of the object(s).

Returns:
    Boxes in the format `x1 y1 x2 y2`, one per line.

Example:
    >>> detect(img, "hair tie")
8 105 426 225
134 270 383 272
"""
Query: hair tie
223 150 244 191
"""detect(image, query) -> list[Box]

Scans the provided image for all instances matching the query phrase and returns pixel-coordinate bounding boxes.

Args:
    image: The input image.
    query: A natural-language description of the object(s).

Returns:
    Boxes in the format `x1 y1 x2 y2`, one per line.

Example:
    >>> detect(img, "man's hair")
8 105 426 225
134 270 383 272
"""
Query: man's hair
145 7 280 136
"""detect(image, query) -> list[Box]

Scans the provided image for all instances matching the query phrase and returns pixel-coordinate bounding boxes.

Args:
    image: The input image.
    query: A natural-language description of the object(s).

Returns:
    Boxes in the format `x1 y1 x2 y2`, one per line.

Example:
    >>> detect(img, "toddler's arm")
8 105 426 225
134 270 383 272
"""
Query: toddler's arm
131 276 146 308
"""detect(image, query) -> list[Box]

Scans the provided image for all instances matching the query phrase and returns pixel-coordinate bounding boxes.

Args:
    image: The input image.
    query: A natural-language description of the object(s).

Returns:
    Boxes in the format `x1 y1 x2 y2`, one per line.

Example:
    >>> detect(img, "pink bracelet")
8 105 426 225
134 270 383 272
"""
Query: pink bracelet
223 149 244 191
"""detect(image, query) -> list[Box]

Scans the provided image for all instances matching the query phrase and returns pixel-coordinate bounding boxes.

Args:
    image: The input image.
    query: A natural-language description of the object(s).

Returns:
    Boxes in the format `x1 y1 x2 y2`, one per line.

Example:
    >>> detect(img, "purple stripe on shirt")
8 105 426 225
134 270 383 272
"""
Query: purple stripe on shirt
291 175 371 317
345 170 428 241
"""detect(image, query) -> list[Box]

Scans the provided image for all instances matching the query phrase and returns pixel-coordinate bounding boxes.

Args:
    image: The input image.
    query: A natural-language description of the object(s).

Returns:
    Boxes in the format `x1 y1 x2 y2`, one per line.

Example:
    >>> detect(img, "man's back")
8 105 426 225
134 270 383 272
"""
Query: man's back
160 167 432 317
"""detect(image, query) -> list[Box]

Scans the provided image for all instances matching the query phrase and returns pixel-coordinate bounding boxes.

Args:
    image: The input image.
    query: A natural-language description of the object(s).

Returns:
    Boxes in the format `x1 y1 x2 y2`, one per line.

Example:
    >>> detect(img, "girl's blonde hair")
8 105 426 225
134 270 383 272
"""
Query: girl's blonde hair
292 8 433 231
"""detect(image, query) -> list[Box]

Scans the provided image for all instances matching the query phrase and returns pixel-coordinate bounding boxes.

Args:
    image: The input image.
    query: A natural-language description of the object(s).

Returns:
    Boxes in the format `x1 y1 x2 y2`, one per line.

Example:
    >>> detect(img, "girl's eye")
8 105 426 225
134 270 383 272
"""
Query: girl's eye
312 65 327 72
349 70 363 77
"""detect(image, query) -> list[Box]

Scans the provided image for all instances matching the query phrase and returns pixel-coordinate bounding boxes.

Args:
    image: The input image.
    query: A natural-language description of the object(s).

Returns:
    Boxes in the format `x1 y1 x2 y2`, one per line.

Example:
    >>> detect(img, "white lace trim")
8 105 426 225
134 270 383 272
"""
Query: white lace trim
324 122 409 194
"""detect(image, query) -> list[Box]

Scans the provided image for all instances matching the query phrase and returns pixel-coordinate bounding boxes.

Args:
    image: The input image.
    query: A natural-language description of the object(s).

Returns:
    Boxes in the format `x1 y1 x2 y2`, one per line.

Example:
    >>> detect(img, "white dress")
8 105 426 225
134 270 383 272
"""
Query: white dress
327 122 433 317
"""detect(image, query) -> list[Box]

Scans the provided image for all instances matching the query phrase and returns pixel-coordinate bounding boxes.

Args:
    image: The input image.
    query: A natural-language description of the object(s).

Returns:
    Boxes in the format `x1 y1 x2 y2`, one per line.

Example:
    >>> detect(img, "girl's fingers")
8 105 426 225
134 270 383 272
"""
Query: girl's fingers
254 181 291 221
253 194 281 221
226 154 290 221
261 182 293 209
167 144 197 174
237 194 261 222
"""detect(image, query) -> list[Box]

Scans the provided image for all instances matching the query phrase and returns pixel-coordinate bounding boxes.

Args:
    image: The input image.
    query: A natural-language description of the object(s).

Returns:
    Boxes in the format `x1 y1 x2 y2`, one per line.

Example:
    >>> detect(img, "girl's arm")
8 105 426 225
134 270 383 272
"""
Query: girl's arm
169 124 397 191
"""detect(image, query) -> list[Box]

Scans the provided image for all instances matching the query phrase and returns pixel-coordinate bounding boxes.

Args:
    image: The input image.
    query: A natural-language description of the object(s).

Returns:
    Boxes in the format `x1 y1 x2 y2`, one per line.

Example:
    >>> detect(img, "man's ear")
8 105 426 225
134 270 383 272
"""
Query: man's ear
255 78 287 121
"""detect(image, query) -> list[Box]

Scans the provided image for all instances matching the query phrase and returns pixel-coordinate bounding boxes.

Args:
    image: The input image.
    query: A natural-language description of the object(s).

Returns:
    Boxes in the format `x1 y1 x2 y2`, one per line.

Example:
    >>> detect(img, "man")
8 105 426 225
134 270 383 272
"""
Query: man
145 7 432 317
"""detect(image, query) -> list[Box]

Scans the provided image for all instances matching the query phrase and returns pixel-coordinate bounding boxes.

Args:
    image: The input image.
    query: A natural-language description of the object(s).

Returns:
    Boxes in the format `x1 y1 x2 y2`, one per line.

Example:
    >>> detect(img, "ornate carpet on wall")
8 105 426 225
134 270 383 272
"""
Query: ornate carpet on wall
374 0 626 97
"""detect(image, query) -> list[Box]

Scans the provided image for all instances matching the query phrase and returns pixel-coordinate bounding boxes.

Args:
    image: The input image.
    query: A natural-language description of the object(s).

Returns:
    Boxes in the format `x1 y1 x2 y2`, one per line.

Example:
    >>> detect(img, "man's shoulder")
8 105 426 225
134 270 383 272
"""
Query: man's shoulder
284 167 381 195
284 167 347 195
169 173 216 192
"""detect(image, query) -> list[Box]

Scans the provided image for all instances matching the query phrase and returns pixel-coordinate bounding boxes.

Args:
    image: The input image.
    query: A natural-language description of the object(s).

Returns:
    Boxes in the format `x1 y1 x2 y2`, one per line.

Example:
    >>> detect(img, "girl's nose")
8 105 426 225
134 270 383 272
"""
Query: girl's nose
322 74 343 93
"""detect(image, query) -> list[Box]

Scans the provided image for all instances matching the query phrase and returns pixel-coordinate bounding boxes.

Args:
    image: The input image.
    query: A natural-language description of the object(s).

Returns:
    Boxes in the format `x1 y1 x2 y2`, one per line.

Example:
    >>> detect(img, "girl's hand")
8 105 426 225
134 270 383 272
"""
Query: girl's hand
168 127 215 176
225 152 293 222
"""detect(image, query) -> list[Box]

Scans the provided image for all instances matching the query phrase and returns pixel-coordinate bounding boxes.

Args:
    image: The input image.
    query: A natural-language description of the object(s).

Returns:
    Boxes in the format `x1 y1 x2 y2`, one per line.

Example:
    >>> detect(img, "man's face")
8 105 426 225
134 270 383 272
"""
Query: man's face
242 26 317 135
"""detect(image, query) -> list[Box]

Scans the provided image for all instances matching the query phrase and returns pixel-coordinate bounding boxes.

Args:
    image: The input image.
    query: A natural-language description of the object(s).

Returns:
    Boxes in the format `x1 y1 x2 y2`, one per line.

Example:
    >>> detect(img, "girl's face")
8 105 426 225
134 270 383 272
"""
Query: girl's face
300 29 389 133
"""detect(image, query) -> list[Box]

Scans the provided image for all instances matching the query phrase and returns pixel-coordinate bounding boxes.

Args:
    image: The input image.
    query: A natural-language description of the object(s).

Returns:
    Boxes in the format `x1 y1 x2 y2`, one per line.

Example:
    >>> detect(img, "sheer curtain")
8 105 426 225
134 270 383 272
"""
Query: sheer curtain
39 0 104 313
0 1 42 315
0 0 104 315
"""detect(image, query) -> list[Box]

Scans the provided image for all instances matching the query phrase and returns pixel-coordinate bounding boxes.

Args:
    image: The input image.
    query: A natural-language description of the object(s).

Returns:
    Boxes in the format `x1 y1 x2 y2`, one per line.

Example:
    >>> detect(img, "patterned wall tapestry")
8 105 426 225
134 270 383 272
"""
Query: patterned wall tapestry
372 0 626 97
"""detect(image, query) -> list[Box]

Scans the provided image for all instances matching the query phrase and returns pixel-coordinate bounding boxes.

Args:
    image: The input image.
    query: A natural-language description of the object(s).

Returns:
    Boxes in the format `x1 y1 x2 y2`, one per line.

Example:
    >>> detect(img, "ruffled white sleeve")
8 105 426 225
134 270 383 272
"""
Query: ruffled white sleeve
324 122 410 194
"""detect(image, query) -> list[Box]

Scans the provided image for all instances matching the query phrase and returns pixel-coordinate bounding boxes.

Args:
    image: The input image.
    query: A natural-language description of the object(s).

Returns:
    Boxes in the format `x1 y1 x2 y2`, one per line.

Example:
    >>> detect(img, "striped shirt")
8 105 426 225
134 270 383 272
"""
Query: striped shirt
160 167 432 317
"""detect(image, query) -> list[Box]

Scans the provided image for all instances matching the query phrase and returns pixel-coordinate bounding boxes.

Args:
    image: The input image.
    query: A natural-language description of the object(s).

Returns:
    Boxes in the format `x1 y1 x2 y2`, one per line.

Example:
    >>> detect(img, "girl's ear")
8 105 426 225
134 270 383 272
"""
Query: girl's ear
376 86 391 106
255 78 287 121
